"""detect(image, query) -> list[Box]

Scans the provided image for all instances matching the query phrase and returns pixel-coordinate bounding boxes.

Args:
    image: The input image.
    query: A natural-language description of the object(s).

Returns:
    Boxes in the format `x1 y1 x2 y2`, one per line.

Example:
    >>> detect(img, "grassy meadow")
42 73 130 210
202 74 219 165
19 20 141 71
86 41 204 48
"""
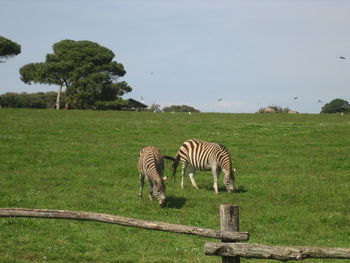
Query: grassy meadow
0 108 349 263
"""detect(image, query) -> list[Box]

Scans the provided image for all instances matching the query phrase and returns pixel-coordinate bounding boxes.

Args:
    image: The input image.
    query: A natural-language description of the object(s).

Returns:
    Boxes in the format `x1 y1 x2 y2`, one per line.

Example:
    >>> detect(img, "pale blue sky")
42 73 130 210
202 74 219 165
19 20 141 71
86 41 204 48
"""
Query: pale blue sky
1 0 349 113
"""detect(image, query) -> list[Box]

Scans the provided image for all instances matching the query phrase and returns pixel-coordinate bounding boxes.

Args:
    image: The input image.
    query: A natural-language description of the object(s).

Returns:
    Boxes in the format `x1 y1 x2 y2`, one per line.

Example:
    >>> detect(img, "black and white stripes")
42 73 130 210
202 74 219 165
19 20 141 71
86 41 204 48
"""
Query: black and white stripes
173 139 235 194
138 146 174 208
137 139 235 208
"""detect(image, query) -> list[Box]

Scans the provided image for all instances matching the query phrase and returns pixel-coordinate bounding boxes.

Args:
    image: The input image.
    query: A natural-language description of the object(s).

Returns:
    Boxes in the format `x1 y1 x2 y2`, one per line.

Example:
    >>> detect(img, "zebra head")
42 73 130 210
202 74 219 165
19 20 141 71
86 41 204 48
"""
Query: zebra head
224 169 235 193
153 182 167 208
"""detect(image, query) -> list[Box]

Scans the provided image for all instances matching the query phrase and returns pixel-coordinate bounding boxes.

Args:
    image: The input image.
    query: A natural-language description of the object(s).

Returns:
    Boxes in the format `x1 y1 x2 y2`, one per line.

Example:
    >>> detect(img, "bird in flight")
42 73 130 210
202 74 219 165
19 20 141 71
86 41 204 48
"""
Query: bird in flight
339 56 346 60
294 97 298 100
218 98 223 102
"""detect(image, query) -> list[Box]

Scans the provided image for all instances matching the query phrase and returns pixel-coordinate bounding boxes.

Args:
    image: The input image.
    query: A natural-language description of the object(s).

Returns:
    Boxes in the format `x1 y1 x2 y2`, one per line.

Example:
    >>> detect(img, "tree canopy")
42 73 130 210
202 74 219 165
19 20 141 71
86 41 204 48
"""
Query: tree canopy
162 105 200 112
19 39 131 109
321 98 350 113
257 105 291 113
0 36 21 62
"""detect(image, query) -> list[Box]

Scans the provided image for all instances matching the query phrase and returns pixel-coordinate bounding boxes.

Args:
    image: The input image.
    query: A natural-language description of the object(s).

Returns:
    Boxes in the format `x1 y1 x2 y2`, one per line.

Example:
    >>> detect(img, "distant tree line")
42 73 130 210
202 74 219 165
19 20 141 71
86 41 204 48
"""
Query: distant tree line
2 37 348 114
148 103 200 112
163 104 200 112
0 91 130 110
257 105 292 114
0 92 62 109
256 99 350 114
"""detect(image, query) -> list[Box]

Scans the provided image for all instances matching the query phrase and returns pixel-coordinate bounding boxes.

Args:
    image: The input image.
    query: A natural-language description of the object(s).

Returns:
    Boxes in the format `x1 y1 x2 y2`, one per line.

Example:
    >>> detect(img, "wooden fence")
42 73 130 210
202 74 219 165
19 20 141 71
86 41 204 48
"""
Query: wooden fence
1 204 349 262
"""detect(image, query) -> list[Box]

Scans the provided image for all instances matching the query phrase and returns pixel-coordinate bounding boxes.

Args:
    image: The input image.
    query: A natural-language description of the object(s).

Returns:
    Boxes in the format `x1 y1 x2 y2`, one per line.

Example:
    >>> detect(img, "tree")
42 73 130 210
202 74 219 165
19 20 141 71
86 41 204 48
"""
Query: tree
257 105 291 113
0 36 21 62
148 103 161 112
321 98 350 113
19 39 131 109
162 105 200 112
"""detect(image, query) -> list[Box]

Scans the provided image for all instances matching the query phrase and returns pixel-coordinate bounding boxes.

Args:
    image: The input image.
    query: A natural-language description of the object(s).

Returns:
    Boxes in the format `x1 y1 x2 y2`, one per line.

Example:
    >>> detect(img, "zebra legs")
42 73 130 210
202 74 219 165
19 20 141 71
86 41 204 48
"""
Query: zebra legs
138 173 145 199
181 164 199 189
212 166 221 194
139 174 155 201
181 163 186 189
189 166 199 190
146 177 154 201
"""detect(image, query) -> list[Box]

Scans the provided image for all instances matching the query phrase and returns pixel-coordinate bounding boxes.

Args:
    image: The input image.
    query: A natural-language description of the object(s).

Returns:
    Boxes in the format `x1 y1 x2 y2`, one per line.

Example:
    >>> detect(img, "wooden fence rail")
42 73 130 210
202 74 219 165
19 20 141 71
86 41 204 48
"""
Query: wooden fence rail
1 205 349 262
0 207 248 242
205 242 350 261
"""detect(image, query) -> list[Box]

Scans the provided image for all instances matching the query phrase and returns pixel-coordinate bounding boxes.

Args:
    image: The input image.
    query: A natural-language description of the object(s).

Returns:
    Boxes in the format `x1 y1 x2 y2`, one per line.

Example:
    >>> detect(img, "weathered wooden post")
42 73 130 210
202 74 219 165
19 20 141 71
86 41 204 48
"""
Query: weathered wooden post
220 204 240 263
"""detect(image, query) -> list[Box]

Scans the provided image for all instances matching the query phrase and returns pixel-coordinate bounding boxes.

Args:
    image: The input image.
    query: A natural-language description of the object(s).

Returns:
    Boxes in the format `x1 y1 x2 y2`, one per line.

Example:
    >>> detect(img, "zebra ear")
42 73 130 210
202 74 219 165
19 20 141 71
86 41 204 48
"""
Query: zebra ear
162 176 168 181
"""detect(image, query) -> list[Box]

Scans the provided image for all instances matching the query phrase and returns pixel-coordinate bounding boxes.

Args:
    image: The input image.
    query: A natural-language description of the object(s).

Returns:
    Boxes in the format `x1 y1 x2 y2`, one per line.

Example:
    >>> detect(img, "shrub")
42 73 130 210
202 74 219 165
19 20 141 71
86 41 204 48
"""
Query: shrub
0 92 65 109
95 99 128 110
321 99 350 113
162 104 200 113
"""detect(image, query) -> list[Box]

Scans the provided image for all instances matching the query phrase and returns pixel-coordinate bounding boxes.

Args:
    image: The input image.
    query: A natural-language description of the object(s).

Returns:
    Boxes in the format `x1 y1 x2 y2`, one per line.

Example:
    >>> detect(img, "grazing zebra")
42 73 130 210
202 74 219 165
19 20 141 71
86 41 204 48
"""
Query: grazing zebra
172 139 235 194
138 146 175 208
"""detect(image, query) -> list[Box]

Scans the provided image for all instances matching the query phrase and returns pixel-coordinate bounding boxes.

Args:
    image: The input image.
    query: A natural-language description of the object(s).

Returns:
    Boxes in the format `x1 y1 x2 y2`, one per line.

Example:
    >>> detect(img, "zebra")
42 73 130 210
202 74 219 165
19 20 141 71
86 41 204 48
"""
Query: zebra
172 139 235 194
138 146 175 208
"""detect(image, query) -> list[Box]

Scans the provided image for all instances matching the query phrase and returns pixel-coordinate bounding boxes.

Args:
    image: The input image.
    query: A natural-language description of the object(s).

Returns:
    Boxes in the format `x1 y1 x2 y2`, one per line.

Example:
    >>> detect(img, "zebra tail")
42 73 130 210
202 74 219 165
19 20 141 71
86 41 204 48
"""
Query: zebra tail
163 155 176 162
162 155 177 181
171 154 180 181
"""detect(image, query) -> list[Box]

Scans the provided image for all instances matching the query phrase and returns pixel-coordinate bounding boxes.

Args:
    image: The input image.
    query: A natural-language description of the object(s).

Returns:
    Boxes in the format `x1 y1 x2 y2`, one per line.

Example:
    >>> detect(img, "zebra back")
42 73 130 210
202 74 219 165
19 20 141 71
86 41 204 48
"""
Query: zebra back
138 146 165 187
178 139 233 171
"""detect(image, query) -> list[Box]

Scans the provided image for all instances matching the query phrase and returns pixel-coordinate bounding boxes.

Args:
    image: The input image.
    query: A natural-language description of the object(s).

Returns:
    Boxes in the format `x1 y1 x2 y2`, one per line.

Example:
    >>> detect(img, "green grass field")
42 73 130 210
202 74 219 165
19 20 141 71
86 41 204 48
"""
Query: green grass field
0 108 349 263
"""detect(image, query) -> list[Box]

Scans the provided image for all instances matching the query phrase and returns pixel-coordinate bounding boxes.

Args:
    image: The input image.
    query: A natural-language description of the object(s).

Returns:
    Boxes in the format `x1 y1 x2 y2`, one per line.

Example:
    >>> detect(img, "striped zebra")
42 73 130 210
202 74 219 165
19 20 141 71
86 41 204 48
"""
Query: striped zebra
172 139 235 194
138 146 175 208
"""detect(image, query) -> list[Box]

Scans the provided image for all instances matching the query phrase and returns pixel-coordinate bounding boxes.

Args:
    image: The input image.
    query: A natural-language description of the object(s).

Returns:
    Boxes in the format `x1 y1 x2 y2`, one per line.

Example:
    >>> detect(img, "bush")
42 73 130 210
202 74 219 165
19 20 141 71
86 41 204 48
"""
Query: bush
162 104 200 113
258 105 291 113
321 99 350 113
0 92 65 109
95 99 128 110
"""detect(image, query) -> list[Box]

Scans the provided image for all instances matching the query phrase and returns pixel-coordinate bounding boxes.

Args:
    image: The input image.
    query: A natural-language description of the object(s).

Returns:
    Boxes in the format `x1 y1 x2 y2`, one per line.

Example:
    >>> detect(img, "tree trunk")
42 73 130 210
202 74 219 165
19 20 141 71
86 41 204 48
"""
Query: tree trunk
55 84 62 110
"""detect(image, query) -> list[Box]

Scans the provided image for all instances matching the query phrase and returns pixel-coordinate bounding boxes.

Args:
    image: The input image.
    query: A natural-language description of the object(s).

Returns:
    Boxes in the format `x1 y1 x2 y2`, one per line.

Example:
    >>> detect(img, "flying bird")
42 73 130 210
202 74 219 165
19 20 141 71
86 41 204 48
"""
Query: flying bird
317 100 323 103
339 56 346 60
294 97 298 100
218 98 223 102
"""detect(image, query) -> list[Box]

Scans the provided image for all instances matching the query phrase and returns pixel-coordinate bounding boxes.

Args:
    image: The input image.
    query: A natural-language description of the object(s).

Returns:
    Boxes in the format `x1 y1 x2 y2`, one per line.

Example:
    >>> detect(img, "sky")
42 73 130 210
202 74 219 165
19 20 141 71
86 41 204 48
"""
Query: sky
1 0 350 113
